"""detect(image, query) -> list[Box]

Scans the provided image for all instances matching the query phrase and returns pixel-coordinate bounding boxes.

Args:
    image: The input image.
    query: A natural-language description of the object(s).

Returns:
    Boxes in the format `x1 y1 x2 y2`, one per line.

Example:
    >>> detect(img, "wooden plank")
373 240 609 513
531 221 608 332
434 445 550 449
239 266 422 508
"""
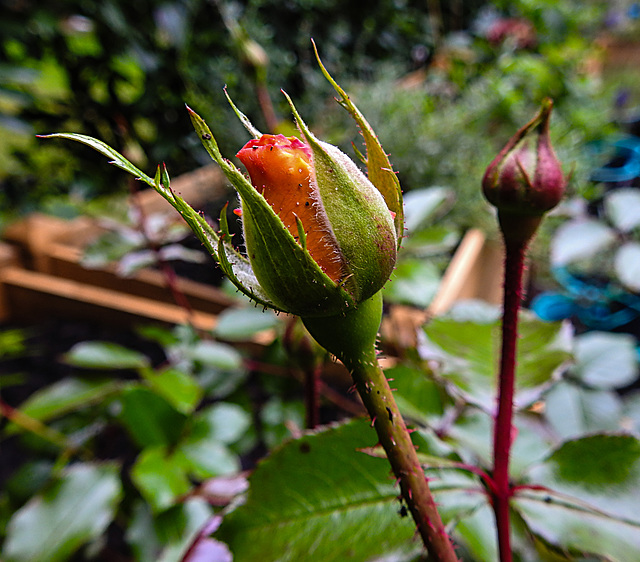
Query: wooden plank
38 243 235 314
0 266 216 330
3 213 79 270
0 267 275 345
1 164 235 316
427 228 504 317
0 242 20 269
3 164 228 255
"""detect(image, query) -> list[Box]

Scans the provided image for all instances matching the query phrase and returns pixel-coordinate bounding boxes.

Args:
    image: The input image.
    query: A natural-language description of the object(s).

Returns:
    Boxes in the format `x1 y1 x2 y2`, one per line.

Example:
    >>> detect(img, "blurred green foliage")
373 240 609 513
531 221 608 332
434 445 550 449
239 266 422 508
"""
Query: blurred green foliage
0 0 484 221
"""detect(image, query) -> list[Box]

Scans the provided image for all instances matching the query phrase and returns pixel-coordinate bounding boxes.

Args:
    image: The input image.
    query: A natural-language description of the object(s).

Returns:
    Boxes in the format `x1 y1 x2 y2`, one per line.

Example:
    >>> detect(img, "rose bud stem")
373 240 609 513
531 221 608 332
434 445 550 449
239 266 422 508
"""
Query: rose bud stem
492 237 524 562
303 293 459 562
482 99 566 562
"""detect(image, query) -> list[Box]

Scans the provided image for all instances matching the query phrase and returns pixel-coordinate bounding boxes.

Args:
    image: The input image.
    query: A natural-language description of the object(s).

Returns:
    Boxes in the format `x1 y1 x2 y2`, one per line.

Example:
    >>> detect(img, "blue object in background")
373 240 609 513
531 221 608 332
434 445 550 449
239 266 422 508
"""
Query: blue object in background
589 136 640 183
531 267 640 331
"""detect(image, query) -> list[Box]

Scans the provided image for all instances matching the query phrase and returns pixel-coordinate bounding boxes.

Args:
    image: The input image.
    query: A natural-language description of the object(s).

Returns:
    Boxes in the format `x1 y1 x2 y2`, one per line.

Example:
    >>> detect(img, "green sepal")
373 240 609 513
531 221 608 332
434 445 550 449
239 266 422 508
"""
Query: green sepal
40 133 276 311
351 141 366 165
157 163 171 194
240 195 357 316
313 41 404 247
283 92 397 304
294 215 307 251
188 106 358 317
217 203 277 308
224 87 262 139
302 291 383 369
40 134 218 262
40 134 157 188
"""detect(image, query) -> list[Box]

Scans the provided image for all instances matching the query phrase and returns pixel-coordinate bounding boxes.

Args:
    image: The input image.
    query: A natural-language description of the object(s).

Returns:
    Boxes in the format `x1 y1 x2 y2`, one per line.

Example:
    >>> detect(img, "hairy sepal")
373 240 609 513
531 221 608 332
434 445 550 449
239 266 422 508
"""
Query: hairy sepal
312 41 404 246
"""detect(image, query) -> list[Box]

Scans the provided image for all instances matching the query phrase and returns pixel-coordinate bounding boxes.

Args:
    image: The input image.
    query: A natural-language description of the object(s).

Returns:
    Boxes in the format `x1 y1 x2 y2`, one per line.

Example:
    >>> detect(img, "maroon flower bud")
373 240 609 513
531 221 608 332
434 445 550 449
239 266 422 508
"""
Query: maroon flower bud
482 98 566 244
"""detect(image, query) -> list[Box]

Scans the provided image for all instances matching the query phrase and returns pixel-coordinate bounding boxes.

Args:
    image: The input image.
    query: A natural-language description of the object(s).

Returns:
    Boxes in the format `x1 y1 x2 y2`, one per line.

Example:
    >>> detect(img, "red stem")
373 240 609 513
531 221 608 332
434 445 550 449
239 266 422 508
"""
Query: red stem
491 239 527 562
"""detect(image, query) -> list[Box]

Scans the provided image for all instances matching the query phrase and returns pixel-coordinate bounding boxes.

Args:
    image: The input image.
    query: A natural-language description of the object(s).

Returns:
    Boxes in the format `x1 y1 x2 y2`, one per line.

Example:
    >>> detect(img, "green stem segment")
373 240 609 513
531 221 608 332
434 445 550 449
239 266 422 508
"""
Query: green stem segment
303 293 459 562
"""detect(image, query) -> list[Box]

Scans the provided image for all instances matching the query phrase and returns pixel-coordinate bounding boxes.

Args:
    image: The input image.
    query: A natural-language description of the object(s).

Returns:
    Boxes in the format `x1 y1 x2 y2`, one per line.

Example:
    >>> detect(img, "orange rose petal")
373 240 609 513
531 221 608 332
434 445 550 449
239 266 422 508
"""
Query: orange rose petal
237 135 344 283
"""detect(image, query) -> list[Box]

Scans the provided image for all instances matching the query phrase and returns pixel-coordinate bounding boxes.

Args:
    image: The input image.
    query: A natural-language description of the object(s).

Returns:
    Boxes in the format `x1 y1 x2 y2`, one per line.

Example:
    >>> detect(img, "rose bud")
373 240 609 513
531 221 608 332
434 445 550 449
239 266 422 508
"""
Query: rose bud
185 67 402 318
482 98 566 244
236 122 396 316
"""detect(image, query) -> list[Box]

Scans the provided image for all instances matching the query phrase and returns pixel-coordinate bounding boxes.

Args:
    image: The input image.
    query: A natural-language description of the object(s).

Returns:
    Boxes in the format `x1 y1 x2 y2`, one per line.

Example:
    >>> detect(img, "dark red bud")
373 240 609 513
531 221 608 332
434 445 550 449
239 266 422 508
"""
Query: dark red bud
482 99 566 243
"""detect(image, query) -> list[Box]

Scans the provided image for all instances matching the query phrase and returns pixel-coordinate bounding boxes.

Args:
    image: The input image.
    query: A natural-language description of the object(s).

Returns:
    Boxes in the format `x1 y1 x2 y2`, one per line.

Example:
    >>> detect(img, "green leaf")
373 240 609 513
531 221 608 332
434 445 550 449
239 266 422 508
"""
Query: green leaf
550 218 617 266
216 419 420 561
4 378 120 435
194 402 252 445
400 224 459 256
118 387 187 448
524 434 640 526
544 381 623 439
63 341 149 370
188 340 243 370
423 313 571 411
140 367 203 414
605 187 640 232
447 300 502 323
0 328 27 359
403 186 454 233
2 463 122 562
127 500 219 562
452 504 497 562
422 468 486 525
174 403 250 479
214 307 280 341
137 324 181 348
446 409 552 477
224 87 261 139
615 241 640 292
622 391 640 433
259 398 306 449
125 501 161 561
131 447 191 513
383 258 441 308
156 499 215 562
514 488 640 561
197 365 248 400
572 331 638 389
179 440 239 480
